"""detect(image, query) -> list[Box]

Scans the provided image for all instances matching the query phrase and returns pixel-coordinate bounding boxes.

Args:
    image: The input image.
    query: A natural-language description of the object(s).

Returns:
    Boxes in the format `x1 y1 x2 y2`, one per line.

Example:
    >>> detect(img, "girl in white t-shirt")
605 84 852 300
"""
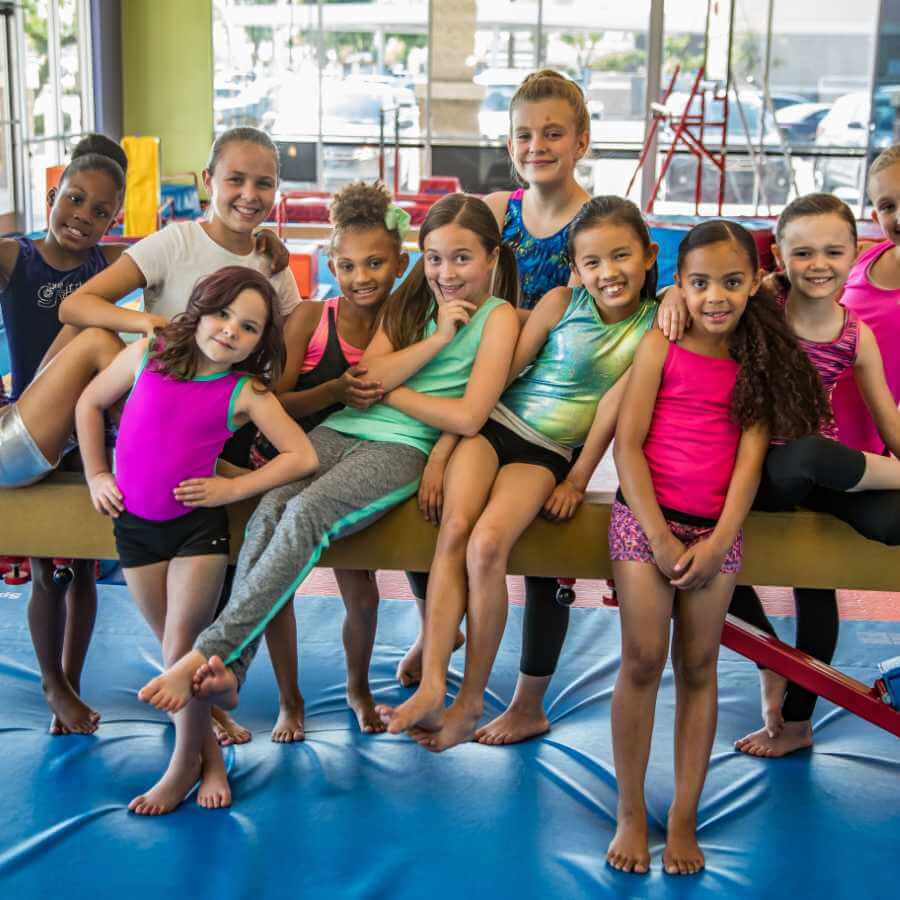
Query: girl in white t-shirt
61 127 300 336
60 127 300 748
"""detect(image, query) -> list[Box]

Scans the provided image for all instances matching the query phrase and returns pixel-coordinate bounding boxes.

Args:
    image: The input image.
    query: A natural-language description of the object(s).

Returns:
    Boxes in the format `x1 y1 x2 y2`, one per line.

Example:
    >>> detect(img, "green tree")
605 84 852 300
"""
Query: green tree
560 32 605 72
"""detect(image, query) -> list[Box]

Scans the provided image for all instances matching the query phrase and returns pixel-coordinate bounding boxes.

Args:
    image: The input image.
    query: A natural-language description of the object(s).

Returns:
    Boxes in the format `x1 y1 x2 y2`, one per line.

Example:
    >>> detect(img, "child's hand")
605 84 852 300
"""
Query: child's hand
542 479 585 521
141 312 168 337
173 476 237 508
88 472 123 517
650 531 687 579
254 228 290 275
334 365 383 409
417 457 446 524
657 286 690 341
669 538 727 590
436 299 476 341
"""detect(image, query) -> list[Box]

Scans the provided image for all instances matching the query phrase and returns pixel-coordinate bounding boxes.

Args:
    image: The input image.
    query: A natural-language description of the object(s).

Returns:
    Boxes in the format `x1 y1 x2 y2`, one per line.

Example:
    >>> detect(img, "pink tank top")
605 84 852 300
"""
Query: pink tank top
115 355 247 521
300 298 364 374
832 240 900 453
643 343 741 520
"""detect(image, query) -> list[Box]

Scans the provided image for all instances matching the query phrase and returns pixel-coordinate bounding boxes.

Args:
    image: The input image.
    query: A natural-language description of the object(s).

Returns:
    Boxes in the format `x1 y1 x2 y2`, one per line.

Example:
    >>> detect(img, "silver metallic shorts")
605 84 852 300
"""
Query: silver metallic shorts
0 404 55 488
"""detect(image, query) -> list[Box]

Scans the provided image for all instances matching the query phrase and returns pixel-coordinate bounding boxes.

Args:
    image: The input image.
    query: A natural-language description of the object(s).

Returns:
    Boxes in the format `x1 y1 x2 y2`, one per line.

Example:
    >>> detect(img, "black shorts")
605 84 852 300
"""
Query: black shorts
113 506 231 568
479 419 572 484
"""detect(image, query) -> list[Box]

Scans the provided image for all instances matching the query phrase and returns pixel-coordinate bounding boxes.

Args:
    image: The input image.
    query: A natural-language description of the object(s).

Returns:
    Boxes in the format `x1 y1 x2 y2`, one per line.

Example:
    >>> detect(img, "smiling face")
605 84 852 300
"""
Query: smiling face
48 168 122 252
869 162 900 246
507 98 588 187
571 221 657 321
195 287 268 371
329 226 407 311
203 140 278 235
422 222 498 306
676 240 759 338
775 213 856 304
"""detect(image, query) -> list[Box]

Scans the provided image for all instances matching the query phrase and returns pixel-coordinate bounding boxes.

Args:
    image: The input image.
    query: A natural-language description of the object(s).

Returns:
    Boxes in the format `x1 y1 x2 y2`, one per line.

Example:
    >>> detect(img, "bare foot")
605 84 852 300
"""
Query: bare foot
128 756 202 816
191 655 239 710
197 753 232 810
663 813 704 875
606 815 651 874
410 700 481 753
760 668 787 737
271 699 305 743
734 720 813 758
348 689 386 734
376 684 446 735
138 649 208 713
396 629 465 688
475 703 549 746
43 680 100 735
211 706 252 746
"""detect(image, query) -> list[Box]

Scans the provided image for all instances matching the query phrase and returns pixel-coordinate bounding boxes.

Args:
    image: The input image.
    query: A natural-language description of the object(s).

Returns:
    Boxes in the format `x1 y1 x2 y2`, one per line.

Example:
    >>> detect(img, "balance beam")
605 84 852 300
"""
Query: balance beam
3 472 898 735
2 472 897 589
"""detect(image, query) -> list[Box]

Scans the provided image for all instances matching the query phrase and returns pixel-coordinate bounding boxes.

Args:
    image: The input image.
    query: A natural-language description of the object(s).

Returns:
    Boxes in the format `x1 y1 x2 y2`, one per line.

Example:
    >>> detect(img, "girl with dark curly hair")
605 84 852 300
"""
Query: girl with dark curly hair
606 220 828 877
74 265 318 817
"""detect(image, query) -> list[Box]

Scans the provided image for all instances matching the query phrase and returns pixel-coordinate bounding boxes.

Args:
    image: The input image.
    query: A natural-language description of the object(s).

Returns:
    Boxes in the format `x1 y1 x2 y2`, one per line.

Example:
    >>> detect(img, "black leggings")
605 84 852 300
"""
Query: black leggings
728 435 900 721
406 572 568 678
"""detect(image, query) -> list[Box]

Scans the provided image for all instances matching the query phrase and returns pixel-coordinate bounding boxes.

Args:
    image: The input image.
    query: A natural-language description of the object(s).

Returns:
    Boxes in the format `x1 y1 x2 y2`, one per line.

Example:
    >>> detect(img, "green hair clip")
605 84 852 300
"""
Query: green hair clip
384 203 411 241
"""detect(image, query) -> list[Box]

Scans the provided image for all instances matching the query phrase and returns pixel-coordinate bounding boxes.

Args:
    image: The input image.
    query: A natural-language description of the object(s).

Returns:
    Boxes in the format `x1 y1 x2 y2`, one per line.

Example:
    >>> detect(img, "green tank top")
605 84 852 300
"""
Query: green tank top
498 289 657 447
325 295 507 455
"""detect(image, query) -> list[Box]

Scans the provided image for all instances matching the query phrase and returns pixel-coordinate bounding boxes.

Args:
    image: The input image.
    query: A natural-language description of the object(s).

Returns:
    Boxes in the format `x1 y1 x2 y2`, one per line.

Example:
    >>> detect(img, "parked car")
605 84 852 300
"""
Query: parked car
267 77 421 190
813 90 898 194
775 102 831 147
660 90 792 205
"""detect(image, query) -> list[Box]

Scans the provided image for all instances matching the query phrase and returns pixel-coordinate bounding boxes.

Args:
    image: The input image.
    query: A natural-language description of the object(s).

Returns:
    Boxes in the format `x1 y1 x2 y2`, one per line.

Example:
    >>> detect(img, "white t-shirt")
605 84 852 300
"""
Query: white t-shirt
125 221 301 321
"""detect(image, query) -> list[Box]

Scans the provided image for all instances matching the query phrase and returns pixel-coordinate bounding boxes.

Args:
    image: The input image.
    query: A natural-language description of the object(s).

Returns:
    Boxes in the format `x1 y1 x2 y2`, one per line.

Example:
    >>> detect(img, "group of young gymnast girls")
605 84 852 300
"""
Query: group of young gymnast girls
1 69 898 875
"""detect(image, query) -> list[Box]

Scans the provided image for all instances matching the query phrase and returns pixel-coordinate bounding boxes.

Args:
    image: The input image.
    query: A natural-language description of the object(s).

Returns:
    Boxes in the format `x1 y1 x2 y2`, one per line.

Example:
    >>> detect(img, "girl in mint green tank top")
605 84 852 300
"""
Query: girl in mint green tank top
139 194 520 747
379 197 662 750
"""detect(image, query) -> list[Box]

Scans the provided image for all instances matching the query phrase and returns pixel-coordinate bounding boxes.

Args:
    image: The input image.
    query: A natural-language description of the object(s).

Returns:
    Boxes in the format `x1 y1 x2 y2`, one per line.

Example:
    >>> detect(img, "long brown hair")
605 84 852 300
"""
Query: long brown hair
380 193 518 348
151 266 285 386
676 220 831 438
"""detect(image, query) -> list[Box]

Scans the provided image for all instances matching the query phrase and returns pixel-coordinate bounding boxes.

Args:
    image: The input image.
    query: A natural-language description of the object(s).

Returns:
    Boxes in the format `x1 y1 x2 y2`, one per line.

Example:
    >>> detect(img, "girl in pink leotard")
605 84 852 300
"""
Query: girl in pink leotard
832 144 900 454
75 266 318 817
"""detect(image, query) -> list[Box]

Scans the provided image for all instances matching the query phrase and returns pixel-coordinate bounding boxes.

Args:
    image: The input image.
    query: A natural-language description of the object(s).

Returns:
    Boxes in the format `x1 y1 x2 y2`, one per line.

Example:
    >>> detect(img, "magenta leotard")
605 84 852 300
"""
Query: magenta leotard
642 342 741 520
115 353 248 521
831 239 900 453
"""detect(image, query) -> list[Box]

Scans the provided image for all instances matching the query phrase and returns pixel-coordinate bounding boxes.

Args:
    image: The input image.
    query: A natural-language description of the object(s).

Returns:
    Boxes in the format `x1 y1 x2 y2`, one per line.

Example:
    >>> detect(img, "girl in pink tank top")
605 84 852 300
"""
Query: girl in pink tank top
246 181 417 742
606 221 828 877
832 145 900 453
74 266 318 817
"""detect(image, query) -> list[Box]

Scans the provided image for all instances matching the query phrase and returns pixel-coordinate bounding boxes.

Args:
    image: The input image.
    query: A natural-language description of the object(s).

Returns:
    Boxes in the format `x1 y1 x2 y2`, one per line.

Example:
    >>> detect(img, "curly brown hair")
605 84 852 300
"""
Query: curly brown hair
151 266 285 388
676 220 831 439
329 180 401 252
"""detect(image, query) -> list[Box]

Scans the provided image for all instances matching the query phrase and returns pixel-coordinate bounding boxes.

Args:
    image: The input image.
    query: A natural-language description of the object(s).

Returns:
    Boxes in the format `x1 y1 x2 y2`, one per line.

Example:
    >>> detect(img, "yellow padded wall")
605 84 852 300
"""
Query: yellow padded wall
122 0 214 181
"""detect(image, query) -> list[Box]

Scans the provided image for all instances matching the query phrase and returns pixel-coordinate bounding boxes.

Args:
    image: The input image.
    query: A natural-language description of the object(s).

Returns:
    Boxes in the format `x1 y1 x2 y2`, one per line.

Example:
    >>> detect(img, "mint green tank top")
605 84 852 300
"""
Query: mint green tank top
499 289 657 447
325 296 507 455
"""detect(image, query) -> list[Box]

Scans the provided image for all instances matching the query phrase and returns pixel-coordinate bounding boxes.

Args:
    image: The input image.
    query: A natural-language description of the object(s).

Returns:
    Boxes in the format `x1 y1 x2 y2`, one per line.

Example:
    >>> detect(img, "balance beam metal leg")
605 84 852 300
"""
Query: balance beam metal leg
722 615 900 738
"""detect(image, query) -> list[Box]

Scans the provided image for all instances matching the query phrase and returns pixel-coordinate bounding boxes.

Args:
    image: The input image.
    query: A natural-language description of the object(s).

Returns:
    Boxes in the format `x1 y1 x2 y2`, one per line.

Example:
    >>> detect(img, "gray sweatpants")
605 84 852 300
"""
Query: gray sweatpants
195 426 426 684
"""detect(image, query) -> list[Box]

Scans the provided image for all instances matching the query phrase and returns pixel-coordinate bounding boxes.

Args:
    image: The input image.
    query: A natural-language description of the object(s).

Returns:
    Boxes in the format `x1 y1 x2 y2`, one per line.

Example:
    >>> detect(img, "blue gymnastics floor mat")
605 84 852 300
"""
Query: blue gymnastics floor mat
0 586 897 899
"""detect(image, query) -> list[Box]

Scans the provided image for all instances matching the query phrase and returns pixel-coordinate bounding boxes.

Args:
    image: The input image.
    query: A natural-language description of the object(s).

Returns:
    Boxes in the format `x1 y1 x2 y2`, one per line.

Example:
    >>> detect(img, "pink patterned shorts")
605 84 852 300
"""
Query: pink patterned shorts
608 500 743 574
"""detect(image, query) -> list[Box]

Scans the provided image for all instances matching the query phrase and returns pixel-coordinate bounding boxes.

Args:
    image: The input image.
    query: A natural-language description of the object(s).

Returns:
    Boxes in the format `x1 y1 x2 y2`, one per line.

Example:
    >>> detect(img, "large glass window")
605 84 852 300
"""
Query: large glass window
19 0 94 231
211 1 891 216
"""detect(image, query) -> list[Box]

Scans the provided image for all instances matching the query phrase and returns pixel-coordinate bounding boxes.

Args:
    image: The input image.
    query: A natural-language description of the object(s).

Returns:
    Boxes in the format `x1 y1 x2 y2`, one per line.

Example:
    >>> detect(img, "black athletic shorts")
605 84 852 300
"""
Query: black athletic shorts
113 506 230 568
479 418 572 484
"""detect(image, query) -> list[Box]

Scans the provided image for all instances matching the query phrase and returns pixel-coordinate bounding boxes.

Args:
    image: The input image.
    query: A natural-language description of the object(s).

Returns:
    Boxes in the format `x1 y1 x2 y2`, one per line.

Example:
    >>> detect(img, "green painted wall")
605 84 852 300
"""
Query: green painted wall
122 0 213 179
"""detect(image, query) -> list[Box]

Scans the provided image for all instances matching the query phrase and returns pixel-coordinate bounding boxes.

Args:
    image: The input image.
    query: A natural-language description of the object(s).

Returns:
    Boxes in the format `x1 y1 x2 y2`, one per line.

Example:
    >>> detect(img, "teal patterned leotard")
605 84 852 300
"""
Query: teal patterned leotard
501 188 573 309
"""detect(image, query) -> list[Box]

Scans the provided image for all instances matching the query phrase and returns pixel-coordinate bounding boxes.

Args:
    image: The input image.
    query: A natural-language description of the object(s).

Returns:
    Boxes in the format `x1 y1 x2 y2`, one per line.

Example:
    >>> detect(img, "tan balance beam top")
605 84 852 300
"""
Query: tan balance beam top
1 472 897 591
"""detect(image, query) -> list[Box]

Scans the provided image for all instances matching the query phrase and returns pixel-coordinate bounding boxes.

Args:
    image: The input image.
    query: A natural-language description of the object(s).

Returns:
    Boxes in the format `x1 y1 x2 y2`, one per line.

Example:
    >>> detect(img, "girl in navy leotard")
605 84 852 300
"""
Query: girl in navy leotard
0 135 127 739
